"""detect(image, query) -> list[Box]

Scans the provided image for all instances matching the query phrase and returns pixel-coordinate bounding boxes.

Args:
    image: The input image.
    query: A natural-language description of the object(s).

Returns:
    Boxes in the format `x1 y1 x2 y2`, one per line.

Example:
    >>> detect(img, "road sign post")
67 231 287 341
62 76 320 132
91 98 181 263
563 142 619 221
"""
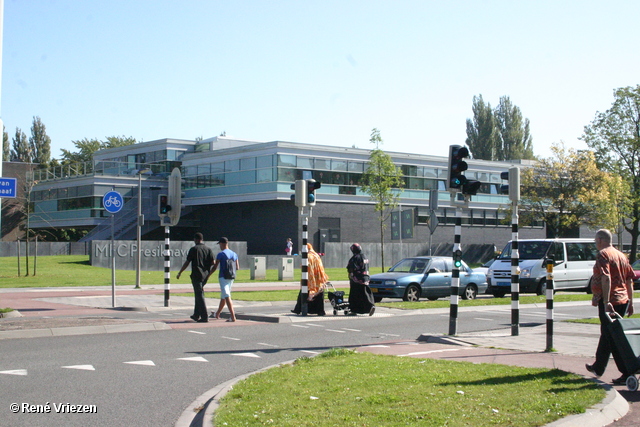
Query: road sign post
103 191 123 308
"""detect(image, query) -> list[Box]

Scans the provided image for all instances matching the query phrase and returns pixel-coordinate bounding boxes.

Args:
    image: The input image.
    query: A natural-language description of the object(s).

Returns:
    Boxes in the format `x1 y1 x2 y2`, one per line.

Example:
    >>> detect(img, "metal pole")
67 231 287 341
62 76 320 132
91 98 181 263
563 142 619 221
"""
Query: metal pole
449 206 462 335
546 258 555 351
511 202 520 336
300 211 309 316
17 239 20 277
135 173 142 289
111 213 116 308
33 235 37 276
164 225 170 307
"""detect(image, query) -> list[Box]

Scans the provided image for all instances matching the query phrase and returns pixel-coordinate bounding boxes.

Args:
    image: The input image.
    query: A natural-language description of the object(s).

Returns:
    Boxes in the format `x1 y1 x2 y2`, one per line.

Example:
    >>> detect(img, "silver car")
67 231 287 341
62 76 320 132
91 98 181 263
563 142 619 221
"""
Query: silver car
368 256 488 302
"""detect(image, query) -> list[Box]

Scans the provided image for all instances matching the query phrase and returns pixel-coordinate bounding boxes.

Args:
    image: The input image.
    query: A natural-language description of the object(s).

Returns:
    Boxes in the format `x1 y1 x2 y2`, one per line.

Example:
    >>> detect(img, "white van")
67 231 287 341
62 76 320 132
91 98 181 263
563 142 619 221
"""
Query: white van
487 239 598 297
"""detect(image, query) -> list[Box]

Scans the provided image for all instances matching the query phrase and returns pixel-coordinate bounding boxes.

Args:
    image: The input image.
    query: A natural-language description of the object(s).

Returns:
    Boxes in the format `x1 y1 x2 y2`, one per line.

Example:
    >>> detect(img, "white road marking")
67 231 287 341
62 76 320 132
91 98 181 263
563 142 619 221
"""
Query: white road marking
231 353 261 358
291 324 309 328
257 342 279 347
342 328 361 332
0 369 27 376
364 344 390 348
221 336 241 340
177 357 208 362
325 329 346 333
124 360 156 366
188 330 206 335
62 365 95 371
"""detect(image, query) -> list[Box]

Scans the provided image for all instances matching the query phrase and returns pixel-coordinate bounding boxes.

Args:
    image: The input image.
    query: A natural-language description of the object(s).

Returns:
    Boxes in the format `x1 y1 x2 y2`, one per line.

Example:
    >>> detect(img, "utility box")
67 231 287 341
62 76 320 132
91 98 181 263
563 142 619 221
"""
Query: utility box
279 257 295 280
250 257 266 280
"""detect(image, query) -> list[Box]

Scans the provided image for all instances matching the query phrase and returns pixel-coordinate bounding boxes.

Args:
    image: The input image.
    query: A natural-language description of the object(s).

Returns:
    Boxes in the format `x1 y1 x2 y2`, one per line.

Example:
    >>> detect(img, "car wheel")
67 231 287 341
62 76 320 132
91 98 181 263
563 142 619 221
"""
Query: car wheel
403 284 420 302
492 291 506 298
585 278 593 294
373 296 382 303
462 284 478 300
427 296 439 301
537 280 547 296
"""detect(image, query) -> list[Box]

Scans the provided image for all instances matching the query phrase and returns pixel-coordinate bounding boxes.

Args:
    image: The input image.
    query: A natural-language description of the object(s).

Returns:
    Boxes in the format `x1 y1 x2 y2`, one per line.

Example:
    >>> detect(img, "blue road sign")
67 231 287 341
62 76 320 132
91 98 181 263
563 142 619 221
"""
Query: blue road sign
0 178 17 198
103 191 124 214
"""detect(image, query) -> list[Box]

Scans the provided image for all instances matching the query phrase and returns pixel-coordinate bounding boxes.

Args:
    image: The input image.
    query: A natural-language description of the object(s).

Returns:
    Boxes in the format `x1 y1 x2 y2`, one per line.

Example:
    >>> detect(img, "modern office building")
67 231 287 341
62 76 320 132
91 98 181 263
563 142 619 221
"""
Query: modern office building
25 136 542 254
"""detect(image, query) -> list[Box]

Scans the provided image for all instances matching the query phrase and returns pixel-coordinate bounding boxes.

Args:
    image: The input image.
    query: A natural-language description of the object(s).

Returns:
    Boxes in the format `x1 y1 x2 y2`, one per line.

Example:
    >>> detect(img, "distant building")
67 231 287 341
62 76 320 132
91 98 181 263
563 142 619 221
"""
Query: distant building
24 136 543 254
1 161 38 241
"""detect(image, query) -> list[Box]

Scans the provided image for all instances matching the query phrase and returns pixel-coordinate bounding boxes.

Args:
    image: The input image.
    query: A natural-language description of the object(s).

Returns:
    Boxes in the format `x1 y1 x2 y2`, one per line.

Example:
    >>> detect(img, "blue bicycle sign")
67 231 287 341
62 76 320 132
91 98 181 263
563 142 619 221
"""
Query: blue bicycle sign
103 191 124 214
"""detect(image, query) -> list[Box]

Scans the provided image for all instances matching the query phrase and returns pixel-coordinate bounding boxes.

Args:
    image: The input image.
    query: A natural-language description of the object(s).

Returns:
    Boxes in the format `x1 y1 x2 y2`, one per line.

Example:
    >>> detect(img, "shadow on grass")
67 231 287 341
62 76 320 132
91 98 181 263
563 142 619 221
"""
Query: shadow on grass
58 260 91 266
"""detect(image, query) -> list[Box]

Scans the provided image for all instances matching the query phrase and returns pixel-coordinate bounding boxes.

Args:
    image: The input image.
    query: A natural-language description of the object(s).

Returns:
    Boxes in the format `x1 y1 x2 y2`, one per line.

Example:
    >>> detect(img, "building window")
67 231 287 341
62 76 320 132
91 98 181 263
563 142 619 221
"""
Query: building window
278 155 296 167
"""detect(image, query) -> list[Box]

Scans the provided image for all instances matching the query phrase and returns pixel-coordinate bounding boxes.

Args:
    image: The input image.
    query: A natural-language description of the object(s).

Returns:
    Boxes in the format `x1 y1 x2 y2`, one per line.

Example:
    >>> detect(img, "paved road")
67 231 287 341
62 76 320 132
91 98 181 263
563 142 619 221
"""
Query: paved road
1 284 639 426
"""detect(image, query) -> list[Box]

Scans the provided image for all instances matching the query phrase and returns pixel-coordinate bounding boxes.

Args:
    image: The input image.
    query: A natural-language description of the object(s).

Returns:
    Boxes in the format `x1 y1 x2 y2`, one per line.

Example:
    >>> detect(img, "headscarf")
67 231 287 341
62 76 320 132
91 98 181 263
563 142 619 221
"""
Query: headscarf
306 243 328 299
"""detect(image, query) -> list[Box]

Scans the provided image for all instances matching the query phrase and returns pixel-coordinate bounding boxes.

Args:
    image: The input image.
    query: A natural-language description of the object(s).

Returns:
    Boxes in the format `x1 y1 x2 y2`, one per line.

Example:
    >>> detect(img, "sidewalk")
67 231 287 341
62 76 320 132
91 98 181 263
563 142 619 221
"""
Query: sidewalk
1 284 638 426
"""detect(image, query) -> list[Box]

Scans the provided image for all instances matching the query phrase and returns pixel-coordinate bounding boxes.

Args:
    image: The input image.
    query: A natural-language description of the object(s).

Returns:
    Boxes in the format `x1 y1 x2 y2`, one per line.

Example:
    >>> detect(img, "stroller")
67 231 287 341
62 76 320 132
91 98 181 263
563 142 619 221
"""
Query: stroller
327 282 350 316
606 311 640 391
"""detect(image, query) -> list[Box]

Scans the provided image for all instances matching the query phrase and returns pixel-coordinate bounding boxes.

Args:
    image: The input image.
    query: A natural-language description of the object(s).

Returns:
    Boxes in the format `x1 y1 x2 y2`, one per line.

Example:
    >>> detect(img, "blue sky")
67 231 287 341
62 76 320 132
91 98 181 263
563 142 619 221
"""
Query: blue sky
1 0 638 161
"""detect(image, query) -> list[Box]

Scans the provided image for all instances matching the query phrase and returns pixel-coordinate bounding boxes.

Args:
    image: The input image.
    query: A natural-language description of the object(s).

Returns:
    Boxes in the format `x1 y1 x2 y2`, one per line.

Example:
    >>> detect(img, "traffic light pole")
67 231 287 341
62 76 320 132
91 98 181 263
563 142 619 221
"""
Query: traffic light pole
449 206 462 335
164 225 170 307
510 201 520 336
299 210 309 316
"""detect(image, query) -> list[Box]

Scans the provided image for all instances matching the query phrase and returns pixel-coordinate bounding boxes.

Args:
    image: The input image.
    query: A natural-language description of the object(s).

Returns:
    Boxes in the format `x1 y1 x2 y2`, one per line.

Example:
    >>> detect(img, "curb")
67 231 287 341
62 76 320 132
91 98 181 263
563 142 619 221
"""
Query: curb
0 310 23 319
0 321 171 340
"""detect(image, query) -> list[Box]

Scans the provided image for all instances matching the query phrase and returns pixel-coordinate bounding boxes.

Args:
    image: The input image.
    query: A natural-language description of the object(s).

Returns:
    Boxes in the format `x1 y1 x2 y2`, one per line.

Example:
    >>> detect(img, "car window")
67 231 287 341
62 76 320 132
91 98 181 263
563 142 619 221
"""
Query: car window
429 258 445 273
499 241 552 260
553 242 565 262
443 258 452 272
410 260 428 273
632 259 640 270
389 258 423 273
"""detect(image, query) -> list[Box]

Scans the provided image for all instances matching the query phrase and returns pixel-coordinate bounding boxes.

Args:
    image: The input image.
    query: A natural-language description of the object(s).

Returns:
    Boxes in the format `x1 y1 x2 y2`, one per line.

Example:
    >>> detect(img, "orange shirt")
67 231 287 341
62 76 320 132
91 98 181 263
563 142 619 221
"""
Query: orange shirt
592 246 634 305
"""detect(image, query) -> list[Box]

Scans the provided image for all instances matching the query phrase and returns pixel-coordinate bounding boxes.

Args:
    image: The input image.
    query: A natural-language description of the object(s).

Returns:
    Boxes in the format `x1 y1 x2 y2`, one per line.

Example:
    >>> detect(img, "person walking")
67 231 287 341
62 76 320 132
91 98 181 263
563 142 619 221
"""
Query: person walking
176 232 215 323
347 243 375 316
286 238 293 256
210 237 239 322
585 229 635 384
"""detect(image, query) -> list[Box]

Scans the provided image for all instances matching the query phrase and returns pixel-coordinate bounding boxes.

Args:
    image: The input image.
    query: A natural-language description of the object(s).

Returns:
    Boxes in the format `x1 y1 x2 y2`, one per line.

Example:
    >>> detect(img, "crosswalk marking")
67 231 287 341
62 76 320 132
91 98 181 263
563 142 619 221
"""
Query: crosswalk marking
177 356 208 362
0 369 27 376
62 365 95 371
188 330 206 335
231 353 261 358
124 360 156 366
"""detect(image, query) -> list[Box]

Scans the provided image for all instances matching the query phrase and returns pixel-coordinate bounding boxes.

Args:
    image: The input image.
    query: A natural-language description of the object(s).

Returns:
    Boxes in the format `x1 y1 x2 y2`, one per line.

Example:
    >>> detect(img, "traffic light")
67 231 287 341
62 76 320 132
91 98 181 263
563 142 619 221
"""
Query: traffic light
158 194 171 216
306 179 321 206
462 179 482 196
447 145 469 191
167 167 182 226
453 248 462 268
499 166 520 202
291 180 307 208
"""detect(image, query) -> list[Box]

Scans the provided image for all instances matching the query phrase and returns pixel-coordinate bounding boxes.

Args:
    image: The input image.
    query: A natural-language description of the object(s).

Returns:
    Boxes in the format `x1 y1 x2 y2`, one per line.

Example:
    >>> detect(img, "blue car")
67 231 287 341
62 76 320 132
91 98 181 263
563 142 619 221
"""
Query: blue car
368 256 488 302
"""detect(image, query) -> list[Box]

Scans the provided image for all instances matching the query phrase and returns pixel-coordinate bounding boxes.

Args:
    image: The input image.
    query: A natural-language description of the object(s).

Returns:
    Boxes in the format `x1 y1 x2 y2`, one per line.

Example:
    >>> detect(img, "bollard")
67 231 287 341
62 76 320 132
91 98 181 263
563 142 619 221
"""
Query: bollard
545 257 555 351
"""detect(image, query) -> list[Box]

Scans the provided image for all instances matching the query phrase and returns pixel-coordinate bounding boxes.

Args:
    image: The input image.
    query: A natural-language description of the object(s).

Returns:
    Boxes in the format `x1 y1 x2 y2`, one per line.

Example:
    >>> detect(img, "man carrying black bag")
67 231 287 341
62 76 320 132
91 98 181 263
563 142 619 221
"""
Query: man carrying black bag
585 229 635 385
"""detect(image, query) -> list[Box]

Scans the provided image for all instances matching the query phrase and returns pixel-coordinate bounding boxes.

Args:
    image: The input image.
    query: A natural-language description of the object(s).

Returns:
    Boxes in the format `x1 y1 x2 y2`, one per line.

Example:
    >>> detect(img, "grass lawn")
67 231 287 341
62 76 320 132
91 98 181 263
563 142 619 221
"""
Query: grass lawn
0 255 349 288
215 348 604 427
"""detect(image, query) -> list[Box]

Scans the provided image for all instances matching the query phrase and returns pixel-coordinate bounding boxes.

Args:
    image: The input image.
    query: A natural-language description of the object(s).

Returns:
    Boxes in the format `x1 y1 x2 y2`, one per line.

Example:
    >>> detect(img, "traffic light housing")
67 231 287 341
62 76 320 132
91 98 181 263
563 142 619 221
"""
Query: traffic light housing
462 179 482 196
453 248 462 268
291 180 307 208
499 166 520 202
158 194 171 216
306 179 321 206
167 167 182 226
447 145 469 191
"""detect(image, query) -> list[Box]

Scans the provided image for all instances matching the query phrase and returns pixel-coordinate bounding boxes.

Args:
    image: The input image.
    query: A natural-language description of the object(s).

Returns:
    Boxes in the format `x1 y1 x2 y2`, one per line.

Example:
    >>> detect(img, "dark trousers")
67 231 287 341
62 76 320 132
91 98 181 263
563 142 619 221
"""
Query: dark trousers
191 280 208 320
593 300 629 376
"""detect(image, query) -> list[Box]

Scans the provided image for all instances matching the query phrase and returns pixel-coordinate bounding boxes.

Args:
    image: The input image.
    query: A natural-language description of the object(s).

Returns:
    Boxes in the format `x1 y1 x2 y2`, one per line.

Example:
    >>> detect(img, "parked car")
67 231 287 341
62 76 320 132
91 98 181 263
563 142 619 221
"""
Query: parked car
633 259 640 290
487 239 597 297
368 256 488 302
473 258 496 275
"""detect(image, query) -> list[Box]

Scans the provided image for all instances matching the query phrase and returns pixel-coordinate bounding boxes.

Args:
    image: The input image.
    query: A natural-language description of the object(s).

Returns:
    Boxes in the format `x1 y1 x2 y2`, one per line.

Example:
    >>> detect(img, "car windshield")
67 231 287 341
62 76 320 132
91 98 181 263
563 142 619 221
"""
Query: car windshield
633 259 640 270
498 241 552 260
388 258 429 274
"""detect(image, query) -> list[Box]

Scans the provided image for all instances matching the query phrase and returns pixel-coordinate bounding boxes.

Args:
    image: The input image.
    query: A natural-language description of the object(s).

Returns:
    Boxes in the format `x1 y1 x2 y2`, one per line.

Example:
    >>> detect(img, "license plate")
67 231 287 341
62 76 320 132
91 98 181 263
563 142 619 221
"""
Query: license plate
497 281 510 287
371 288 378 293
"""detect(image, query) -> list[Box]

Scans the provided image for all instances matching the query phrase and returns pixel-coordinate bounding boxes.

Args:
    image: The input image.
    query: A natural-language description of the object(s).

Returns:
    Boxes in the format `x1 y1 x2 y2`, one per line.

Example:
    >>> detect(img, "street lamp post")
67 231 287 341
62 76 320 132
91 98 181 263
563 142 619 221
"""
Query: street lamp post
135 173 142 289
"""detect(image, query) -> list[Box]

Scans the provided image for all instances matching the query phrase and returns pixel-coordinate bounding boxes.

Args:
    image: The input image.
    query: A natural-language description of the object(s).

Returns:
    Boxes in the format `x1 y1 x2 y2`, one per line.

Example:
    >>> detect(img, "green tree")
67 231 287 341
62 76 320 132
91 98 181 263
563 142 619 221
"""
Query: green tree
11 127 31 162
360 129 404 272
465 95 499 160
581 85 640 262
494 96 535 161
518 143 615 238
61 135 136 164
2 125 9 162
29 116 51 166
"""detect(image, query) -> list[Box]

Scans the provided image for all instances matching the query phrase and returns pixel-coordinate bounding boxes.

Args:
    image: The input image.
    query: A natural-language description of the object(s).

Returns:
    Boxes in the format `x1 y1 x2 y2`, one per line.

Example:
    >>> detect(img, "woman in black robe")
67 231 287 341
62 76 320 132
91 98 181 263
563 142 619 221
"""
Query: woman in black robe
347 243 375 316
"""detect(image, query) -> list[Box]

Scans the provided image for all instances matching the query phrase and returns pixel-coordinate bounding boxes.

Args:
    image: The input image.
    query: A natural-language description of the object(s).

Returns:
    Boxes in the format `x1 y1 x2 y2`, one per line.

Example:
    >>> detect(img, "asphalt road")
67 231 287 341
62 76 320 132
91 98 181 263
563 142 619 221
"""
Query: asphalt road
1 302 598 427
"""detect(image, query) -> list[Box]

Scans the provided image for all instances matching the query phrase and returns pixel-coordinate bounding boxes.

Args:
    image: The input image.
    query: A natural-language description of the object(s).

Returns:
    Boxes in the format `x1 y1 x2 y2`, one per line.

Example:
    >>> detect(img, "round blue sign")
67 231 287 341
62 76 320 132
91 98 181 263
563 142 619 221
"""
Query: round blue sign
103 191 124 214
